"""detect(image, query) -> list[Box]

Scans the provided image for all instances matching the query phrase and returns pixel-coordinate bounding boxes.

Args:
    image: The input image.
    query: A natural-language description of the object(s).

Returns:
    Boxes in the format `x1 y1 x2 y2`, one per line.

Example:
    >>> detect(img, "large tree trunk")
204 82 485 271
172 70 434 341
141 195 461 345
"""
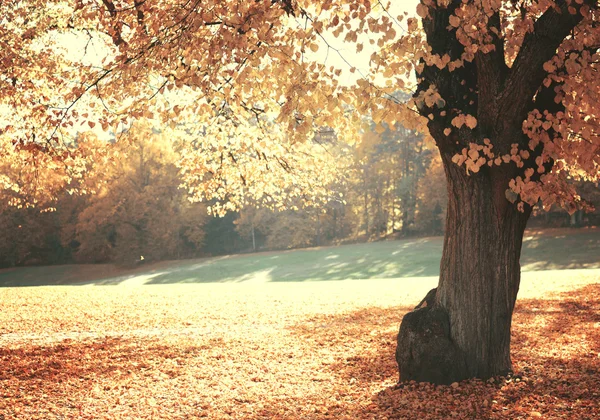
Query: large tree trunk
393 0 590 384
396 157 531 383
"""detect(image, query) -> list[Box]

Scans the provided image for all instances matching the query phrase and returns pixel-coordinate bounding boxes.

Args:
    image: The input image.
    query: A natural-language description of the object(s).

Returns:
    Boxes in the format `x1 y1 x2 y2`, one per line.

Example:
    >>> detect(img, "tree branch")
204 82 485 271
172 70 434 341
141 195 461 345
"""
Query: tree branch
475 11 508 131
499 0 592 129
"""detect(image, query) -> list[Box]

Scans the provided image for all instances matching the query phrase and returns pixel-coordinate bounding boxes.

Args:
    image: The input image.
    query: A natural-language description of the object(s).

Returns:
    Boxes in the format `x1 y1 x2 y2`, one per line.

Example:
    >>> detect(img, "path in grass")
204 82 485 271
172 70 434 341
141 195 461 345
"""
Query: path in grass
0 227 599 287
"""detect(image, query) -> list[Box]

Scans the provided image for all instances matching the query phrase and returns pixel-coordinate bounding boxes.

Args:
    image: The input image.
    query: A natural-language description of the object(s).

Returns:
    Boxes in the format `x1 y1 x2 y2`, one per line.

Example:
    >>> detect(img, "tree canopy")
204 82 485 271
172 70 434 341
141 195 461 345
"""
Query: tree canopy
1 0 598 218
1 0 598 213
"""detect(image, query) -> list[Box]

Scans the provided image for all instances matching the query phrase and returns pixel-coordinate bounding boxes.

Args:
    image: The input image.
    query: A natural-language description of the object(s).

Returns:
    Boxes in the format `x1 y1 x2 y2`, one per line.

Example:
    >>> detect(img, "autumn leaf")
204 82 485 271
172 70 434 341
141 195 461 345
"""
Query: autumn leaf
465 115 477 129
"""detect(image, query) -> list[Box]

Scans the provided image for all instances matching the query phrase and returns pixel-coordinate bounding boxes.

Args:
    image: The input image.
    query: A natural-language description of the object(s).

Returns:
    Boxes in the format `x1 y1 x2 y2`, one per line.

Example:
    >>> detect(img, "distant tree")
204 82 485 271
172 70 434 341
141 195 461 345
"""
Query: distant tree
349 122 434 238
381 124 433 235
265 210 319 250
234 206 277 251
201 212 244 256
73 123 207 265
0 142 74 267
0 206 52 267
528 181 600 227
414 155 447 235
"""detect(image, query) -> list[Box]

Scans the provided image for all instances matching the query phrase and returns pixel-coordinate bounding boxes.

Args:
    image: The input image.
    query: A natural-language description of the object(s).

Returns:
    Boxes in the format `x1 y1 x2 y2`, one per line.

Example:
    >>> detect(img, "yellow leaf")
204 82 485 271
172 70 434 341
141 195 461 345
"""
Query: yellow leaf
451 115 465 128
465 115 477 129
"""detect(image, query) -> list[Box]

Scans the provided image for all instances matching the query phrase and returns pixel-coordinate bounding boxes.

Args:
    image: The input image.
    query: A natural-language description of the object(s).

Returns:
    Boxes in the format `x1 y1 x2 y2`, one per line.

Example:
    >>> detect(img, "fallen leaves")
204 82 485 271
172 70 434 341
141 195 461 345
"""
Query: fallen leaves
0 274 599 419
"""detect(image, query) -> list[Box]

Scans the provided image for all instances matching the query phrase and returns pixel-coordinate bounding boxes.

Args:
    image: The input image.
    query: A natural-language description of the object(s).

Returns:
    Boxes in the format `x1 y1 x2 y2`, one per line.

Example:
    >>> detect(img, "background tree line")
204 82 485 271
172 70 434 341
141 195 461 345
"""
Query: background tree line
1 121 598 268
0 124 207 267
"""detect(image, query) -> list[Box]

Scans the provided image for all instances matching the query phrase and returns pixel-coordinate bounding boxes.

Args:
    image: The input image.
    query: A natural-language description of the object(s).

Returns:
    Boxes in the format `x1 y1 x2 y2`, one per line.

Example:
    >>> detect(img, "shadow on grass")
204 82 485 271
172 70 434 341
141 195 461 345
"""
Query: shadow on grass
145 238 443 284
0 337 221 418
520 229 600 271
0 238 444 286
0 264 126 287
287 303 499 419
1 228 598 287
94 229 600 286
1 337 133 382
0 337 217 383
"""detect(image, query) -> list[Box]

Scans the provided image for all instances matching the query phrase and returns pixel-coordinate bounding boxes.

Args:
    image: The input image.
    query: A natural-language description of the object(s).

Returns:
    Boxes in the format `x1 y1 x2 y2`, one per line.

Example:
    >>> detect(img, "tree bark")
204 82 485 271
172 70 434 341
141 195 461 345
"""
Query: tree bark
439 155 531 378
397 156 531 383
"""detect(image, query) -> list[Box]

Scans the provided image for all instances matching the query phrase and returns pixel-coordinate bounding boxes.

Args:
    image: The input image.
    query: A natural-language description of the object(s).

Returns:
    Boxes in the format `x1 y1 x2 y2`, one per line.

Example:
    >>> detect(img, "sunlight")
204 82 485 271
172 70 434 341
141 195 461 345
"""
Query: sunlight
236 268 275 284
113 273 162 286
1 0 599 416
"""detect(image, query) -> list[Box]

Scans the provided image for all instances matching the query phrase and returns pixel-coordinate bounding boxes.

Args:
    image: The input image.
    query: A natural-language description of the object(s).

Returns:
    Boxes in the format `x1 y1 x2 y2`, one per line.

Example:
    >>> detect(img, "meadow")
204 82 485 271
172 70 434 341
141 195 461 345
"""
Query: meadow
0 228 599 419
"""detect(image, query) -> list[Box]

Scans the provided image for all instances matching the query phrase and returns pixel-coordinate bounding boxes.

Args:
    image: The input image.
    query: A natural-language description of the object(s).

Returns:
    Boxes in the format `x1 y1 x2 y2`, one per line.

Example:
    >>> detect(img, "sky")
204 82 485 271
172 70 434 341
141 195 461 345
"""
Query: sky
309 0 420 85
61 0 420 85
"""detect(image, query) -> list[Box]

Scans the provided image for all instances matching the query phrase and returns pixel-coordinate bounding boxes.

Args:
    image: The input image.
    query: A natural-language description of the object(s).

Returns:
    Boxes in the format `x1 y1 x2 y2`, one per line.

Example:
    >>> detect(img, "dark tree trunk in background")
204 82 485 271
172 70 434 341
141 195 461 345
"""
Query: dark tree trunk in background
363 189 369 236
396 0 590 384
315 212 321 246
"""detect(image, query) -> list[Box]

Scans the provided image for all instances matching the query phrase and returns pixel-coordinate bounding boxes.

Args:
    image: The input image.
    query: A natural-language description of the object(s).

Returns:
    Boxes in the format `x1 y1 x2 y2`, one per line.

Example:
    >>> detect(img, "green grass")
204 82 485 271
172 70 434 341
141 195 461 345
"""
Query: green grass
0 227 598 287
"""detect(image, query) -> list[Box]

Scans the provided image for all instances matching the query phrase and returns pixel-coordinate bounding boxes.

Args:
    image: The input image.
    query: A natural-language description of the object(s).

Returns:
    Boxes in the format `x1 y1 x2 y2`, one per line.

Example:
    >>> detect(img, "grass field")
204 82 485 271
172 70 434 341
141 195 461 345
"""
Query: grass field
1 227 599 287
1 228 599 419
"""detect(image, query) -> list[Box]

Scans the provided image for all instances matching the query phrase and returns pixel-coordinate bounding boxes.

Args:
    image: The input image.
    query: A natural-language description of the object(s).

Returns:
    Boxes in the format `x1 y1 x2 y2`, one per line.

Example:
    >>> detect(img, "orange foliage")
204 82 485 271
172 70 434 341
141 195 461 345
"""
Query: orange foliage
0 276 598 418
1 0 598 211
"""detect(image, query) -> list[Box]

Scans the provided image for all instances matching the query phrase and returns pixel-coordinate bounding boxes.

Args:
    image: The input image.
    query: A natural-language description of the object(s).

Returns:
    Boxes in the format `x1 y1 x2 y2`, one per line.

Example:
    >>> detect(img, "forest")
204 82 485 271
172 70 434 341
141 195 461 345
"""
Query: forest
2 119 597 268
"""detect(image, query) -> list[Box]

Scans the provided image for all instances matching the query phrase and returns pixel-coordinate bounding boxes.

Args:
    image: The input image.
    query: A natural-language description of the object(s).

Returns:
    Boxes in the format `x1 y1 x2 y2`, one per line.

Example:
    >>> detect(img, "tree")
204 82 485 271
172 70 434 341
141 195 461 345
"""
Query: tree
377 122 433 235
350 121 433 238
234 206 276 251
264 209 320 249
0 140 74 267
394 0 600 385
414 154 447 235
3 0 599 385
73 123 207 265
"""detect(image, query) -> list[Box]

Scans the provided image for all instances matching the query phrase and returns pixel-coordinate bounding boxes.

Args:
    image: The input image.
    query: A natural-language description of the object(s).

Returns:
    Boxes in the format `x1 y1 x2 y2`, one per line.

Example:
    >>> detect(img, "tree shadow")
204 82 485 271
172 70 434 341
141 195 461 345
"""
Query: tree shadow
0 239 444 286
0 337 193 383
0 264 124 287
143 229 600 284
145 238 444 284
0 336 228 418
520 228 600 271
1 228 598 286
287 302 499 419
142 228 599 284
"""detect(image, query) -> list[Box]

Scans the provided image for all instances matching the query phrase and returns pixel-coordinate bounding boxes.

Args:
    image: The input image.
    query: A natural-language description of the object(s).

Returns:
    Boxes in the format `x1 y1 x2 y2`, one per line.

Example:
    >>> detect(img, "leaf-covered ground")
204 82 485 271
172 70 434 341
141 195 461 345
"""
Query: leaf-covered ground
1 268 599 419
